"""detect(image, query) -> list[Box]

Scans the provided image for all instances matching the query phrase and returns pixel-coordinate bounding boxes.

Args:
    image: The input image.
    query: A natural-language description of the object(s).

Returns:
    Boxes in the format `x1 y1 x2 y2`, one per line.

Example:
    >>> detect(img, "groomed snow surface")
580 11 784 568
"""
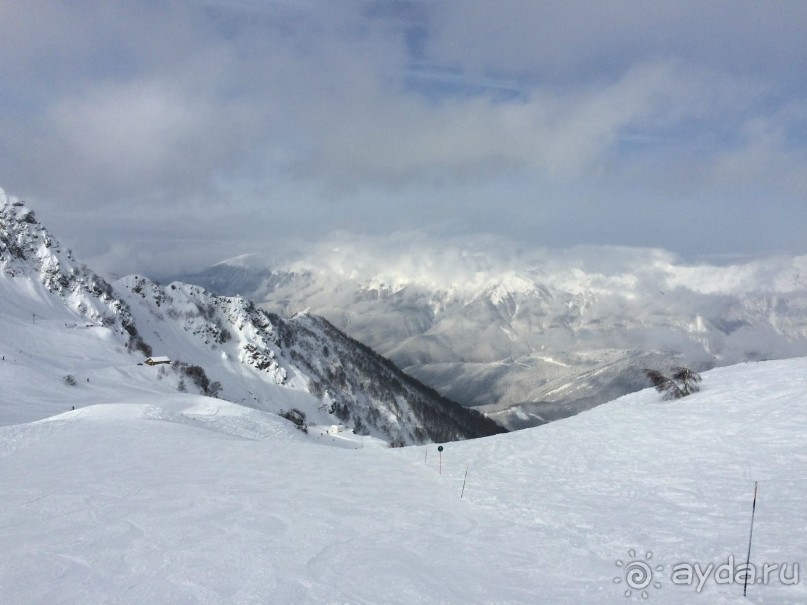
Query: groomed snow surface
1 351 805 604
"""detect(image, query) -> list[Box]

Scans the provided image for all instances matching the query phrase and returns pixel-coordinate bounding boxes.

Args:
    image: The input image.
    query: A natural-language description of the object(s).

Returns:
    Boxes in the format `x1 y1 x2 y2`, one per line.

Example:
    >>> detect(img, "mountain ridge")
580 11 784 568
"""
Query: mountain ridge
0 188 503 443
173 245 807 428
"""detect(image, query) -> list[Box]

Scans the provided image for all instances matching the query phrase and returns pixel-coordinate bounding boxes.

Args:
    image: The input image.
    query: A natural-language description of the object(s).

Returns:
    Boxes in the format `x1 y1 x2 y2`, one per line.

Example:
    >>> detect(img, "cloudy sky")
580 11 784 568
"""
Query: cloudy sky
1 0 805 277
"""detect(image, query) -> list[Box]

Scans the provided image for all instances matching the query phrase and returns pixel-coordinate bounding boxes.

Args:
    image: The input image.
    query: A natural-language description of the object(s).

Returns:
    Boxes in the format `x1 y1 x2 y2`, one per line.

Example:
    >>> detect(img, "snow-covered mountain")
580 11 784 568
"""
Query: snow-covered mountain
174 242 807 429
0 190 503 443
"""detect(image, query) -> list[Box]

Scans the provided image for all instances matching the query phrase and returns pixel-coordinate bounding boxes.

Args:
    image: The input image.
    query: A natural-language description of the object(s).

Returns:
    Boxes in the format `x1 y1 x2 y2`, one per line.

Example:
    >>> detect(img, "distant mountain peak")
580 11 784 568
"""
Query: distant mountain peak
483 271 540 304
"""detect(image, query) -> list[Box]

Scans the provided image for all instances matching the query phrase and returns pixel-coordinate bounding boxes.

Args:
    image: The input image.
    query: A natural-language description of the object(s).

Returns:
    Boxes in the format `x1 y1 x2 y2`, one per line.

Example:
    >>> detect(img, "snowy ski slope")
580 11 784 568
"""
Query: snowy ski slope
1 357 805 603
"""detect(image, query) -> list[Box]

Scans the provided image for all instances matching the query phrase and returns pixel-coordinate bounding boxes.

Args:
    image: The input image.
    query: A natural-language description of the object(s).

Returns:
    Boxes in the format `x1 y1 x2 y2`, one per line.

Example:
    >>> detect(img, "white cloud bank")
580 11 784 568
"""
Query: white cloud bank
0 0 804 277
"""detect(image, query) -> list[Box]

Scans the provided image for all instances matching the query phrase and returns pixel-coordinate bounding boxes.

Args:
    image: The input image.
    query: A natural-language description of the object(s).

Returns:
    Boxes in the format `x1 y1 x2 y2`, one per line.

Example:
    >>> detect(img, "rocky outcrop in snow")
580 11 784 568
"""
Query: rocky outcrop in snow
115 274 504 444
0 189 136 338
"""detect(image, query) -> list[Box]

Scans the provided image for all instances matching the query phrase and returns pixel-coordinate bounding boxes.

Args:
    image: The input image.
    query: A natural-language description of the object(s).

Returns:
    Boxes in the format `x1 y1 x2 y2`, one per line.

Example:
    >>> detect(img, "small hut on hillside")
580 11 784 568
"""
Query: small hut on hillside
144 356 171 366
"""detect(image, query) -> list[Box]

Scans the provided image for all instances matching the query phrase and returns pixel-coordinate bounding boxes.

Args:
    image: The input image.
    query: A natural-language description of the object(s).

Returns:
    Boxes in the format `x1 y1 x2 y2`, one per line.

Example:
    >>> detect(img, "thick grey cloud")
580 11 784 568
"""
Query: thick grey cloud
0 0 804 277
427 1 807 86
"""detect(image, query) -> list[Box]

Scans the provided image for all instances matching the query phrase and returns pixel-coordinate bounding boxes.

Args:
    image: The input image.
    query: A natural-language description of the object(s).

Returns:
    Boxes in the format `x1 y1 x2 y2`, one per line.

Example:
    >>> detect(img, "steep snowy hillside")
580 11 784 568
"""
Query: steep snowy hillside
1 357 805 603
176 245 807 428
115 275 503 444
0 190 503 443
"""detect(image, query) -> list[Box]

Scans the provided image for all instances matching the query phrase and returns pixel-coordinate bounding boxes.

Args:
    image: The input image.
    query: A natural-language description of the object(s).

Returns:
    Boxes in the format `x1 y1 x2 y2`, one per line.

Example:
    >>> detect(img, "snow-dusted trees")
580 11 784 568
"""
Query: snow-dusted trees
644 367 702 400
280 408 308 433
172 360 220 396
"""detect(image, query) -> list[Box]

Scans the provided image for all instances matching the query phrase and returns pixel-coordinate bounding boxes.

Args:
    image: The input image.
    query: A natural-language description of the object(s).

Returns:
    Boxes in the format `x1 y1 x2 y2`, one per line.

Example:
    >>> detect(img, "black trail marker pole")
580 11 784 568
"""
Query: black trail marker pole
743 481 759 597
438 445 443 475
461 465 469 498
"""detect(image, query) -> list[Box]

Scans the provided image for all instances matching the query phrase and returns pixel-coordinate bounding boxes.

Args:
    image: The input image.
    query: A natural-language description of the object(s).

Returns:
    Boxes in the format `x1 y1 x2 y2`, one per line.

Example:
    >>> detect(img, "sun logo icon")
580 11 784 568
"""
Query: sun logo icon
614 549 664 599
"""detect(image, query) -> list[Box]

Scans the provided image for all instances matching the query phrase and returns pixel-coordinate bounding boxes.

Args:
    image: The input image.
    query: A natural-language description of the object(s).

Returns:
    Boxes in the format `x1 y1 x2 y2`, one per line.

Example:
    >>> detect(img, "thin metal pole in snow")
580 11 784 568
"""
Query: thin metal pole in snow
743 481 759 597
461 465 469 498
